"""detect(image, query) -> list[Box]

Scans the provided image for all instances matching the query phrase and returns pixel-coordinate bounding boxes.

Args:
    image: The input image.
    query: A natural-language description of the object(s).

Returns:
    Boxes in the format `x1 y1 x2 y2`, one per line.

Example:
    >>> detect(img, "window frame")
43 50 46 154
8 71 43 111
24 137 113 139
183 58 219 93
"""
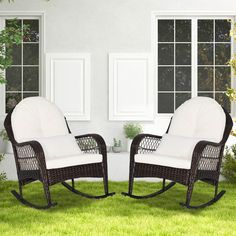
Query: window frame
151 12 236 117
0 12 45 120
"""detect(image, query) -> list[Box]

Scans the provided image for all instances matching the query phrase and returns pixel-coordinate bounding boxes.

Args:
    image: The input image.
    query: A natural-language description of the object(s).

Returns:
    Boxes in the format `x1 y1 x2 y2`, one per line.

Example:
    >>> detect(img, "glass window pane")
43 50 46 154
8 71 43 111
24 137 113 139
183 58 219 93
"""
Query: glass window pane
6 44 22 65
198 93 214 98
215 20 231 42
158 20 174 42
158 93 174 113
215 44 231 65
23 93 39 99
176 20 191 42
23 44 39 65
158 67 174 91
23 20 39 42
158 43 174 65
175 93 191 108
198 20 213 42
175 67 191 91
6 67 22 91
198 67 213 91
215 67 231 91
215 93 230 112
23 67 39 91
6 19 22 29
6 93 21 113
198 43 213 65
176 44 191 65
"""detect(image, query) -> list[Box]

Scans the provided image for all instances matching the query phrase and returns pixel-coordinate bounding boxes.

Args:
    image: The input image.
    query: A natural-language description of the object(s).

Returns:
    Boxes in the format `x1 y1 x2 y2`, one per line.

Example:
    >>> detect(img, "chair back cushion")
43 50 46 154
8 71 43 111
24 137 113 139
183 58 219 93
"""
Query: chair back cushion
35 134 82 160
12 97 69 142
168 97 226 143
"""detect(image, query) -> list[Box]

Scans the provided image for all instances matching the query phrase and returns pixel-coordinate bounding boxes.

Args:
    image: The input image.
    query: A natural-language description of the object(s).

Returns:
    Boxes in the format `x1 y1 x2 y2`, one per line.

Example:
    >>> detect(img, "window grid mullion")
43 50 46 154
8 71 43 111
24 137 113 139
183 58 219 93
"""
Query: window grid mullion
192 18 198 98
174 20 176 111
21 19 24 100
213 20 216 99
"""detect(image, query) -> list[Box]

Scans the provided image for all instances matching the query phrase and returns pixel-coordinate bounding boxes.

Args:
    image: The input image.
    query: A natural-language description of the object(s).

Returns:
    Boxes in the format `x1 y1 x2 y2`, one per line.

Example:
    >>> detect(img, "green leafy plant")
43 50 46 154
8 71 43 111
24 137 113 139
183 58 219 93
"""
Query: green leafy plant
113 138 121 147
0 129 9 141
123 123 143 139
0 19 28 84
222 145 236 183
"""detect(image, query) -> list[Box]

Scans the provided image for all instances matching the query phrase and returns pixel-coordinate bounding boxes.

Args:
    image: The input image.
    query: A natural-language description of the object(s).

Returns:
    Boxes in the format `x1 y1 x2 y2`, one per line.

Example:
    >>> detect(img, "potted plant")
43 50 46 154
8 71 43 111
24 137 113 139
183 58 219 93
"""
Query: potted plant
123 123 143 152
112 138 122 153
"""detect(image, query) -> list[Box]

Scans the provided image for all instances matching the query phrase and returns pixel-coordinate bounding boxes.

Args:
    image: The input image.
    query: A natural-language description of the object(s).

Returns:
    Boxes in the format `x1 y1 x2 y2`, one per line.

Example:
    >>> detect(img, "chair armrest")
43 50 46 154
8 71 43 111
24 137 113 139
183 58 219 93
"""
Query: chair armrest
190 140 224 177
75 134 106 154
131 133 162 155
13 140 47 171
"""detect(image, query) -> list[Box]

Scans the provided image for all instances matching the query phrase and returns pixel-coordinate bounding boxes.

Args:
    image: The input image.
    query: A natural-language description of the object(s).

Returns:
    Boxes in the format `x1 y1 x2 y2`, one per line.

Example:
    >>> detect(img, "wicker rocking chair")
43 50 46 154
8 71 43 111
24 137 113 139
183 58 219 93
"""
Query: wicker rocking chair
122 97 232 209
4 97 115 209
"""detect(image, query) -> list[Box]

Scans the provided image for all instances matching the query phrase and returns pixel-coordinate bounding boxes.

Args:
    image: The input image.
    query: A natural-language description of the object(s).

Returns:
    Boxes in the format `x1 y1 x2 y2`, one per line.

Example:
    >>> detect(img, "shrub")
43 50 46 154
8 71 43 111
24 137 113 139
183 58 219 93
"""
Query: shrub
222 144 236 183
123 123 143 139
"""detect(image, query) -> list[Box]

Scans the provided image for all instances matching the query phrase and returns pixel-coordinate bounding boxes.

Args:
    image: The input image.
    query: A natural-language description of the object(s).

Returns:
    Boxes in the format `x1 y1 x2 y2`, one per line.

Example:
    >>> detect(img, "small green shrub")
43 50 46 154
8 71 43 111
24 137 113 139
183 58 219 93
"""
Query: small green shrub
123 123 143 139
222 144 236 183
113 138 121 147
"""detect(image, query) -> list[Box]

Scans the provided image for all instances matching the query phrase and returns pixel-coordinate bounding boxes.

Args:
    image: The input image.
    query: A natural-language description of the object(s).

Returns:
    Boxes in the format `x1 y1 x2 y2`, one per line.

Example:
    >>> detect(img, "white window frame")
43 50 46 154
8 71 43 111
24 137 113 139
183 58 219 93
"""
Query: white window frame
0 12 45 120
151 12 236 117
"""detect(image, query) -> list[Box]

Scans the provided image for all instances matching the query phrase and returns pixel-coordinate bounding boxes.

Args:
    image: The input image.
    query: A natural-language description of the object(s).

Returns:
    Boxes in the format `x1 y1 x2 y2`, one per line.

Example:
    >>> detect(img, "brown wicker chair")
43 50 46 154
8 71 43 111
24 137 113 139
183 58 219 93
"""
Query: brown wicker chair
4 97 115 209
122 97 232 209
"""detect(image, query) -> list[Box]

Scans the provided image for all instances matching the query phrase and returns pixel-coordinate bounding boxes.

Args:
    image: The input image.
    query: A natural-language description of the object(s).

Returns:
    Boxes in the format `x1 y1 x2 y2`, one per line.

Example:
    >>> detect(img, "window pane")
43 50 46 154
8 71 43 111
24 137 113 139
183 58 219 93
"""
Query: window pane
215 93 230 112
198 43 213 65
23 93 39 99
215 43 231 65
6 93 21 113
176 44 191 65
23 44 39 65
158 93 174 113
215 20 231 42
6 19 22 29
198 67 213 91
6 44 22 65
198 20 213 42
215 67 231 91
23 20 39 42
175 93 191 108
23 67 39 91
198 93 214 98
176 67 191 91
158 20 174 42
158 43 174 65
158 67 174 91
176 20 191 42
6 67 22 91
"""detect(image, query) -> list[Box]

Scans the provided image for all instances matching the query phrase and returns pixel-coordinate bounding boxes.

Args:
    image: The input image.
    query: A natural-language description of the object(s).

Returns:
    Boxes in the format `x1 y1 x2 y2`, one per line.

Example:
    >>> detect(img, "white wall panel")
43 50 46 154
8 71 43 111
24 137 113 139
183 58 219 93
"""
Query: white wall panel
109 53 154 120
46 53 90 120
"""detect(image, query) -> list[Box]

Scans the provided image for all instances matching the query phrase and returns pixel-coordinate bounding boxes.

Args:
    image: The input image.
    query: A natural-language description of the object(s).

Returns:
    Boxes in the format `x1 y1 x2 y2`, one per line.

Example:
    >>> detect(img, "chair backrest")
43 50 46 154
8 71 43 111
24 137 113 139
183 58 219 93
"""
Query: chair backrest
168 97 226 143
10 97 69 143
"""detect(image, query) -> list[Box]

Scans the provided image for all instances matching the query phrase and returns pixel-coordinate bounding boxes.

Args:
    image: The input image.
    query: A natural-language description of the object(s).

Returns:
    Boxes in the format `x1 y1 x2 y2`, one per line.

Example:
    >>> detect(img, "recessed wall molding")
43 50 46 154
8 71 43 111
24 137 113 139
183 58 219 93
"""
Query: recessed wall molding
46 53 91 121
109 53 154 121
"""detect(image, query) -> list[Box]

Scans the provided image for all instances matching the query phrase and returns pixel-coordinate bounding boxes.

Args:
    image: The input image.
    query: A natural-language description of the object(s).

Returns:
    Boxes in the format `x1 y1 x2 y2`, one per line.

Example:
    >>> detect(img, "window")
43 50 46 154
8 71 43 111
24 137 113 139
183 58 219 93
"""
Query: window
0 16 41 115
155 15 233 114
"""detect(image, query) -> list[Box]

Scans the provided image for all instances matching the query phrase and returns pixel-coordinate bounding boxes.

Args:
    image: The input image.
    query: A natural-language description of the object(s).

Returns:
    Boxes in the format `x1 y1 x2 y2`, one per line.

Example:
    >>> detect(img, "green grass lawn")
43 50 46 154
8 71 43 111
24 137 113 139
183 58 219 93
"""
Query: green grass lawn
0 181 236 236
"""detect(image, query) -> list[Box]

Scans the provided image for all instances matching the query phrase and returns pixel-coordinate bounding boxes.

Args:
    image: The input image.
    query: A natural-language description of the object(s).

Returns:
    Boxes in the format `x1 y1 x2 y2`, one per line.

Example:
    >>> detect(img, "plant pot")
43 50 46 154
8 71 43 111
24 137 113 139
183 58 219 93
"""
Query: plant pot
127 139 133 152
112 146 122 153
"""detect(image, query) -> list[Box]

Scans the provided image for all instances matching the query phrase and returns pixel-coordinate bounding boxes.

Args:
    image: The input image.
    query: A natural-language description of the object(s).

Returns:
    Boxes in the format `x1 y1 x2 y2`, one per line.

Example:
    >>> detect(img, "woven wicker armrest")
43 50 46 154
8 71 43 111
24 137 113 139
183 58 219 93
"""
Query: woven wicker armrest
13 140 47 171
75 134 106 154
190 140 223 175
131 133 162 154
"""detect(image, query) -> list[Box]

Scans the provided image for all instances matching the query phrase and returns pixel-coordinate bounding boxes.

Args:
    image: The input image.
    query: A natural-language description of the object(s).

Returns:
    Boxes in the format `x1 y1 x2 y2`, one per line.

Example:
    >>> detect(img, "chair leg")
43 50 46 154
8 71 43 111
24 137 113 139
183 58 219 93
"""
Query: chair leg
180 181 225 209
122 178 176 199
11 180 57 210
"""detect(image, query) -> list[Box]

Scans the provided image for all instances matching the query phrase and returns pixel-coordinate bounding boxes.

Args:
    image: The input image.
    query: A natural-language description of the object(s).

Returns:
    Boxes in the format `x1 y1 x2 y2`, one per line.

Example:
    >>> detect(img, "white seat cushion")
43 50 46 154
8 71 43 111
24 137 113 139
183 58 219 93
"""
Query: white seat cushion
168 97 226 143
155 134 202 160
12 97 69 143
34 134 82 160
135 153 191 169
46 154 103 169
